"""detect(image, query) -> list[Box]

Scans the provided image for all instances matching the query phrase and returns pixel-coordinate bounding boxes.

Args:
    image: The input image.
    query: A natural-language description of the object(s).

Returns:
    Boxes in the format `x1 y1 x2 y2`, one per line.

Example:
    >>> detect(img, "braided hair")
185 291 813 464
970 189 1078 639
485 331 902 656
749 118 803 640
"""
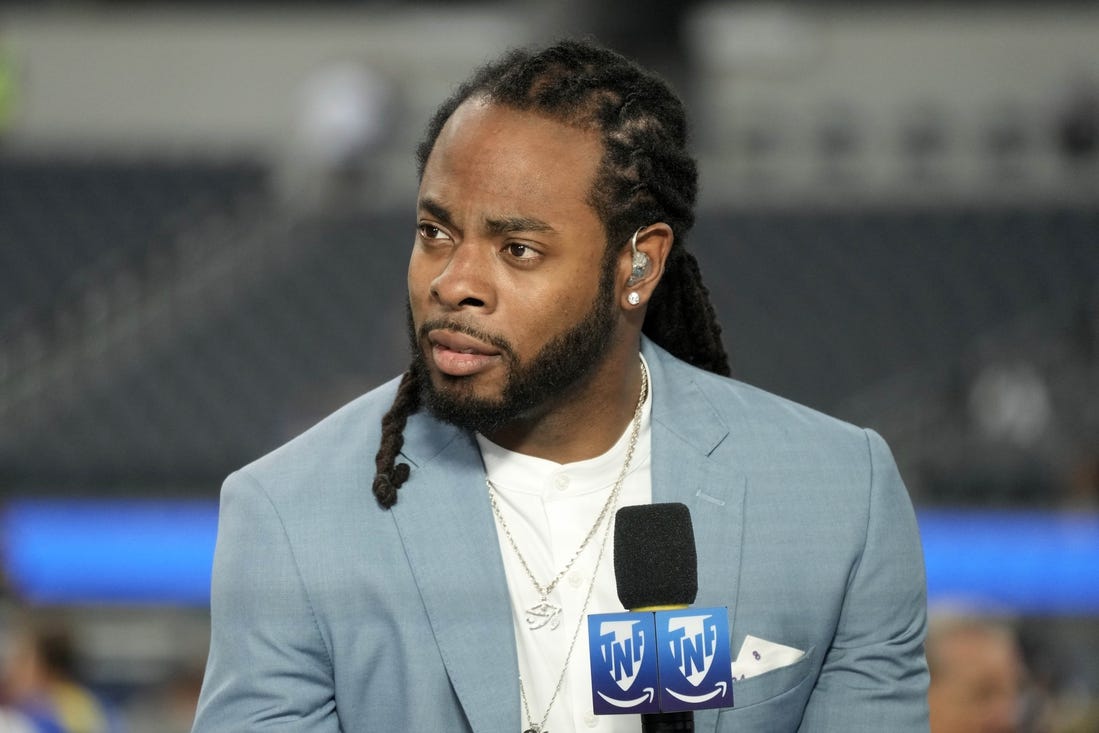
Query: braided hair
372 39 730 508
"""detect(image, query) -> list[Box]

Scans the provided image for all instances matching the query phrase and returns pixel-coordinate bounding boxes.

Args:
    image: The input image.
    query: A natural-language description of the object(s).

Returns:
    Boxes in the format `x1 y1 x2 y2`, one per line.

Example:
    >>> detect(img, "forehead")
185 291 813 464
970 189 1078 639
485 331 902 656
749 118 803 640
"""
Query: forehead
419 98 605 223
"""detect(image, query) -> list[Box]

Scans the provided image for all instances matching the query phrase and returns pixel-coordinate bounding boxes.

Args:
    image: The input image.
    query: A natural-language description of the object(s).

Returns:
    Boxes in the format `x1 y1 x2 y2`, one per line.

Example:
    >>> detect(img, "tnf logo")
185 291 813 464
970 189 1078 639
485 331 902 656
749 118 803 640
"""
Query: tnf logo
587 612 660 714
665 614 719 685
655 609 733 709
597 619 647 691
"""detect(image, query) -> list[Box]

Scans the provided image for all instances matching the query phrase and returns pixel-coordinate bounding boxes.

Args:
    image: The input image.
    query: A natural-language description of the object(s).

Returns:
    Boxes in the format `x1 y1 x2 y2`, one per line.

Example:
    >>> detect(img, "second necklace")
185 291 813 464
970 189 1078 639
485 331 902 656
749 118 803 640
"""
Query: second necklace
486 358 649 632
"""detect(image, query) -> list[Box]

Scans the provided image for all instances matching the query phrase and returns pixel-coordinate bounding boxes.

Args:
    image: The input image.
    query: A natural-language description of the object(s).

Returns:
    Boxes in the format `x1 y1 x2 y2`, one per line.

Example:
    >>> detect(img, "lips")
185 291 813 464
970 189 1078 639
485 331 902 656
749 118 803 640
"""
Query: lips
427 329 503 377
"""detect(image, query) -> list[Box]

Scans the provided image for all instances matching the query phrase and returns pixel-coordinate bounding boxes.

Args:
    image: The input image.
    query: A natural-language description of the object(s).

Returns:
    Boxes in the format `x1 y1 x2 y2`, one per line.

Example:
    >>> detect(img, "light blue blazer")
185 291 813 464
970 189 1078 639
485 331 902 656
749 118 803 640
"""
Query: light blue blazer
193 338 929 732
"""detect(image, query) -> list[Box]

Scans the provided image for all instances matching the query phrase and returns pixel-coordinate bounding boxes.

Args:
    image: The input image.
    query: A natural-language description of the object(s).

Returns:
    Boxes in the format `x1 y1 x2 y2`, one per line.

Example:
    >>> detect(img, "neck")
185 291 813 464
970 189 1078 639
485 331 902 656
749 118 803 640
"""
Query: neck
484 348 645 464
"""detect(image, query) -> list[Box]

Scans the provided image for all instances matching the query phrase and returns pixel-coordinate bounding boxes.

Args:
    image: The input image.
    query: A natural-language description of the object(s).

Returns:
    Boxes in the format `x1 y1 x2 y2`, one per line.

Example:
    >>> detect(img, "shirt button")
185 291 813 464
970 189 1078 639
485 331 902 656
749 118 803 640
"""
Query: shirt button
584 714 599 727
568 572 584 588
554 474 571 491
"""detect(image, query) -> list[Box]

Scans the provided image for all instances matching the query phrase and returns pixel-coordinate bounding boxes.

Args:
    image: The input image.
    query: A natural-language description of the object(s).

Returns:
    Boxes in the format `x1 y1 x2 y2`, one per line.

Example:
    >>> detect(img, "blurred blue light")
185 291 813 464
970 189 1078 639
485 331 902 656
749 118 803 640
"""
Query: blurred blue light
918 509 1099 614
1 499 218 606
2 501 1098 613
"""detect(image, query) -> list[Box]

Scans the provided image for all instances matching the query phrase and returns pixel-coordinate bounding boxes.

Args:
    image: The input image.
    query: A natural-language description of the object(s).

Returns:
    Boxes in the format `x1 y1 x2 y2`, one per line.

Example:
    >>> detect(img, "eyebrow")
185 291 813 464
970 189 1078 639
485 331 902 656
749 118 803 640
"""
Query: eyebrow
418 197 454 227
484 214 554 236
418 196 554 236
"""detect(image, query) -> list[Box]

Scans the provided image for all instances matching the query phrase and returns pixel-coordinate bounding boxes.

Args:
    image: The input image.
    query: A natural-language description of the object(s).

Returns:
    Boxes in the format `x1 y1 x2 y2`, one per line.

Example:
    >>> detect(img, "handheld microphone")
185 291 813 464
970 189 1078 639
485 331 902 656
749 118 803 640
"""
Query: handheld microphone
587 503 733 730
616 503 698 733
614 503 698 612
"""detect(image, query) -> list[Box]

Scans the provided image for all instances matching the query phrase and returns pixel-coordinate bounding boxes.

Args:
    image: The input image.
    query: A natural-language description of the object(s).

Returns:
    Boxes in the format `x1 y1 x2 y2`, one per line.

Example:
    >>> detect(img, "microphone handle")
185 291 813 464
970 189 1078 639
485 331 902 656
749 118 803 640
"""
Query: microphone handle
642 711 694 732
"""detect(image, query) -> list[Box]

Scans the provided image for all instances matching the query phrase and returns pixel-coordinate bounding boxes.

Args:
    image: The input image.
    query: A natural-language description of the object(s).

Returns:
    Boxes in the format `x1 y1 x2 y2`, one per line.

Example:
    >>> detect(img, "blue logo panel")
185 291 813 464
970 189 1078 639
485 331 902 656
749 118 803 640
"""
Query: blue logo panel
587 612 661 715
654 608 734 712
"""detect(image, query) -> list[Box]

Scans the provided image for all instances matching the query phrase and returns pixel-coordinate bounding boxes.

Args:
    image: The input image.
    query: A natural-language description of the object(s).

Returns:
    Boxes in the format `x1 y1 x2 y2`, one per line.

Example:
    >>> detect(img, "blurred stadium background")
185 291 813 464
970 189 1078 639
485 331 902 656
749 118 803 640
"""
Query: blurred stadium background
0 1 1097 730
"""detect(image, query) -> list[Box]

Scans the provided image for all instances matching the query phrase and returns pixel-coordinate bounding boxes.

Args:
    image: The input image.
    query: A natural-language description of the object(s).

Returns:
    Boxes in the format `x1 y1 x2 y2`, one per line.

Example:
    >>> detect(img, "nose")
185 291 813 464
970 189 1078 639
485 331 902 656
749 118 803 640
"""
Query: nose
429 241 494 312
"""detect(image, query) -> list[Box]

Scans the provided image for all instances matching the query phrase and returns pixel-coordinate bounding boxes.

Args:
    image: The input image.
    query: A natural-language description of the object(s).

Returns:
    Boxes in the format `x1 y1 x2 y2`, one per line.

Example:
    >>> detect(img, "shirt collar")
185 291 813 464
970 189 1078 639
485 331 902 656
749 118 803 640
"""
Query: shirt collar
476 354 653 498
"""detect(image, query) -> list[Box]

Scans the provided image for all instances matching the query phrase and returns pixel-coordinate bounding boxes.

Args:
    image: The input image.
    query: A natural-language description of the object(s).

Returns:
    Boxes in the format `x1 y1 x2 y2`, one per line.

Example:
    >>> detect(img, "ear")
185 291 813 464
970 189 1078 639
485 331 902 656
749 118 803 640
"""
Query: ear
617 223 674 310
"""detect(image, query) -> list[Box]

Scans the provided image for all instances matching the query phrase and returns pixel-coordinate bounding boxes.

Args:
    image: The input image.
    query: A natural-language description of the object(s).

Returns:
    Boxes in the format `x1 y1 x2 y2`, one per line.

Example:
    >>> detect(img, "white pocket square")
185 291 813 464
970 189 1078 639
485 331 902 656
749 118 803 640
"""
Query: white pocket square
731 634 806 680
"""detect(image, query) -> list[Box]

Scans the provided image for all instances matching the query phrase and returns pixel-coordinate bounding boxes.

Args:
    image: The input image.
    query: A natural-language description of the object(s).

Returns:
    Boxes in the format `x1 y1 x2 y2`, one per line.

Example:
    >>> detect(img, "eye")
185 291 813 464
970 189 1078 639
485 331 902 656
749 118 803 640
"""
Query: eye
417 223 450 241
504 242 541 261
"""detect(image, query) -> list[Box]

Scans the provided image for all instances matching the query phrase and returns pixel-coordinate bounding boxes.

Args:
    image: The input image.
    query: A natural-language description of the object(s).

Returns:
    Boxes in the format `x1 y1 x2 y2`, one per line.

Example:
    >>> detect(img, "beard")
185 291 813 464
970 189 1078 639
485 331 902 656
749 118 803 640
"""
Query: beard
408 256 619 435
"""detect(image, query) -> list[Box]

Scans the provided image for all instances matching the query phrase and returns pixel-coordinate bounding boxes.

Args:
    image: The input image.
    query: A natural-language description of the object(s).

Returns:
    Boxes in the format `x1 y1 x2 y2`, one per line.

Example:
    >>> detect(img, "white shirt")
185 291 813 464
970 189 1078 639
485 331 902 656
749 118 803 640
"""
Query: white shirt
477 356 653 733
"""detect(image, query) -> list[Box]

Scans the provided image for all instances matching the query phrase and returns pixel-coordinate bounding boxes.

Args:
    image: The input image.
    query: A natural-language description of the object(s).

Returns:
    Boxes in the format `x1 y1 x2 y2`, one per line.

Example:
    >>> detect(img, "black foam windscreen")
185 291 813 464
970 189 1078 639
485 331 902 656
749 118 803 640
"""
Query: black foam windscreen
614 502 698 610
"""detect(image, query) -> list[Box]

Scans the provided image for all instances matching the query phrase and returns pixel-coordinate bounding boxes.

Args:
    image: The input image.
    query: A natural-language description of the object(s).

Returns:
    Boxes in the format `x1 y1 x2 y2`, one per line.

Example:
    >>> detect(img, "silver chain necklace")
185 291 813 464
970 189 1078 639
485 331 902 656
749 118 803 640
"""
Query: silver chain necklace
487 477 616 631
486 358 650 632
517 498 612 733
488 358 649 733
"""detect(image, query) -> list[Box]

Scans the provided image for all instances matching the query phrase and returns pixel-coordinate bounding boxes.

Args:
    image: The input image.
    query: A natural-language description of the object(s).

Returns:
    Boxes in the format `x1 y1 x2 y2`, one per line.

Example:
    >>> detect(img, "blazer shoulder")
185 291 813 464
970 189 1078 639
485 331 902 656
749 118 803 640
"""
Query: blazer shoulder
661 349 869 448
680 361 908 516
231 375 405 498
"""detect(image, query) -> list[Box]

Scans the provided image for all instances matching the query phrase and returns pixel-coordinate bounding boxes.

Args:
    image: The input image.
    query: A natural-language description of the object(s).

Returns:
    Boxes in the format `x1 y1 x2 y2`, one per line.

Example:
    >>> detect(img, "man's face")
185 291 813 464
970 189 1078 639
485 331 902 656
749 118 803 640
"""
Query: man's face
407 98 620 434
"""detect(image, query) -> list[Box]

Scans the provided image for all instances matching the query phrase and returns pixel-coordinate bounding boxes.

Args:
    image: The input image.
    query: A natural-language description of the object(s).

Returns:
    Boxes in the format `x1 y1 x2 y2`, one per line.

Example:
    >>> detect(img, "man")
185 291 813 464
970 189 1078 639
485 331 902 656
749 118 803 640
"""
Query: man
193 40 928 732
926 615 1024 733
2 619 120 733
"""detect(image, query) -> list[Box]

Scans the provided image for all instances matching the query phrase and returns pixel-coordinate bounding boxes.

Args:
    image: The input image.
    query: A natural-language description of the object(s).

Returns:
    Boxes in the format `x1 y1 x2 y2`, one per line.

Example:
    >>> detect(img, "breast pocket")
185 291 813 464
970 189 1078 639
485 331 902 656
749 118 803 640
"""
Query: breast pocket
712 645 817 731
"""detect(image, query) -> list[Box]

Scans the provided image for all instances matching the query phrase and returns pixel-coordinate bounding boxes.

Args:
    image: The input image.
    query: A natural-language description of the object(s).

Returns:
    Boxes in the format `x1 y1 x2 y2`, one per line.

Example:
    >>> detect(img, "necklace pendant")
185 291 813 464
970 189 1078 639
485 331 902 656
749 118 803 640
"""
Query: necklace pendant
524 601 562 630
523 728 545 733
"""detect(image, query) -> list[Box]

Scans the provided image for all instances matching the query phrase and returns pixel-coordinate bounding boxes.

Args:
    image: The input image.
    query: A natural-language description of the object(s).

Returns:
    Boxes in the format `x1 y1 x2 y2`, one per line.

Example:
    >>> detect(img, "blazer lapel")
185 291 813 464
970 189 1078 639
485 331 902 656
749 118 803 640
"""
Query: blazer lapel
645 340 748 733
390 414 519 733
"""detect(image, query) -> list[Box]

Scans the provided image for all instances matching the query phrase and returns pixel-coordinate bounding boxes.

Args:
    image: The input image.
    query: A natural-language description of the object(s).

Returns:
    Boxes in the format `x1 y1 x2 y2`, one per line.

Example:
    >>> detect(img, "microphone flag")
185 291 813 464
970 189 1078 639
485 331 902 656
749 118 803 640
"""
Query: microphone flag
588 608 733 715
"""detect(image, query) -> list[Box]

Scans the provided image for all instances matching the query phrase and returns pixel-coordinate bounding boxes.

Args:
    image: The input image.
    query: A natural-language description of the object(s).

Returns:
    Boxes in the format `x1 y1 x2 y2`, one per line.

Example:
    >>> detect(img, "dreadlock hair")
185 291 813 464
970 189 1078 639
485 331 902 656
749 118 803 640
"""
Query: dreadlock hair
372 39 731 508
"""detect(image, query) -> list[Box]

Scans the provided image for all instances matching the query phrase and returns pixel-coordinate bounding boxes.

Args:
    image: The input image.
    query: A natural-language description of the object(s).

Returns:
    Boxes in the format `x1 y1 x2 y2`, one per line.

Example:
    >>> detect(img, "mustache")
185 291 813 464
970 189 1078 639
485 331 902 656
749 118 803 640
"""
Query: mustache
417 318 517 362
